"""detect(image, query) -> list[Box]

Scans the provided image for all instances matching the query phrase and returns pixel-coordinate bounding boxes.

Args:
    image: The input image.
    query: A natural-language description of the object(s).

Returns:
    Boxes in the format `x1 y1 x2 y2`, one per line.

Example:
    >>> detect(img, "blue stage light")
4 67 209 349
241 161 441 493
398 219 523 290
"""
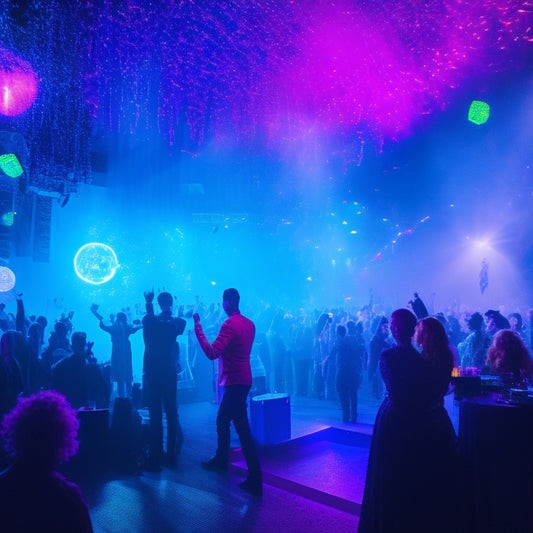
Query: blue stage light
74 242 118 285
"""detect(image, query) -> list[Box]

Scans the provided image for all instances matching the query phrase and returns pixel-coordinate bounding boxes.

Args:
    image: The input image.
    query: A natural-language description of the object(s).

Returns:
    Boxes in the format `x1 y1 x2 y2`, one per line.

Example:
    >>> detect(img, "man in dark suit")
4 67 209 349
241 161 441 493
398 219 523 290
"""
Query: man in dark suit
142 291 186 471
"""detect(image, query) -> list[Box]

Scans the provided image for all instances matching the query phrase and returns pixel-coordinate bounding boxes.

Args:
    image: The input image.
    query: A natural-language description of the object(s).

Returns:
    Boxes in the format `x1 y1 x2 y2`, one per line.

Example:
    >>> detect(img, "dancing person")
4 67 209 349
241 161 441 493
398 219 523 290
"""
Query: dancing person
193 288 263 496
313 312 332 399
458 312 490 370
52 331 91 409
142 290 186 471
91 304 142 398
0 390 93 533
0 331 25 418
41 320 71 383
13 294 44 393
290 311 314 396
359 310 458 533
368 316 391 400
485 309 510 338
26 322 44 393
333 322 364 423
486 329 533 390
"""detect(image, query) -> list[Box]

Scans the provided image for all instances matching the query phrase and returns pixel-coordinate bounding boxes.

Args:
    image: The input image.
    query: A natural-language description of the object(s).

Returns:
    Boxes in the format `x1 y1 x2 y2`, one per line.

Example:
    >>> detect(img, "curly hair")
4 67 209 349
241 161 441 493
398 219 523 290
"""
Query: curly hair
414 317 455 370
1 390 79 469
486 330 533 379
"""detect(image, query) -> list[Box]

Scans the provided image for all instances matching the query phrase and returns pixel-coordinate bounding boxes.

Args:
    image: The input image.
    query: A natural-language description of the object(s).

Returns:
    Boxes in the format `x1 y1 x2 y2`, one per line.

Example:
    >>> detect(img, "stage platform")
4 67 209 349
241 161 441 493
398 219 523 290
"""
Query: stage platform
230 426 370 516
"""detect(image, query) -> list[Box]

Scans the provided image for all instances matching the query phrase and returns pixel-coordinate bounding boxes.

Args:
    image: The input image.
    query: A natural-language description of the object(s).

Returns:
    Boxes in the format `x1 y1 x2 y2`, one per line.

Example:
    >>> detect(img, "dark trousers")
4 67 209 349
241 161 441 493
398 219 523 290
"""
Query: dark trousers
215 384 261 482
336 375 359 422
294 358 311 396
146 374 182 463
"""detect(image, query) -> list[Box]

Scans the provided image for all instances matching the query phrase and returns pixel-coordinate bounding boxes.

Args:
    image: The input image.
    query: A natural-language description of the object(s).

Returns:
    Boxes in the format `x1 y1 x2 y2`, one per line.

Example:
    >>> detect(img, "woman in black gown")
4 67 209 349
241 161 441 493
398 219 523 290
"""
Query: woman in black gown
358 311 458 533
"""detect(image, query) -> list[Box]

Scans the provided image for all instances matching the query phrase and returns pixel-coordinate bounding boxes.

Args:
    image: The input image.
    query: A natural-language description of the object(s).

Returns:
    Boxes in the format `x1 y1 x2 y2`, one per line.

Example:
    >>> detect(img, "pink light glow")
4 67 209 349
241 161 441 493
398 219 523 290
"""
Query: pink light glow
0 48 38 117
33 0 533 154
273 8 421 141
260 0 533 151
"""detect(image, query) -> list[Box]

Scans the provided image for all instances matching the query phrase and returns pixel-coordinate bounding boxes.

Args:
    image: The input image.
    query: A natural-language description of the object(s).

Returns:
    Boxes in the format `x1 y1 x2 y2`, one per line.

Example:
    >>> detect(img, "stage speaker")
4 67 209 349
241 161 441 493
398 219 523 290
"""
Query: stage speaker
109 397 143 473
76 408 109 470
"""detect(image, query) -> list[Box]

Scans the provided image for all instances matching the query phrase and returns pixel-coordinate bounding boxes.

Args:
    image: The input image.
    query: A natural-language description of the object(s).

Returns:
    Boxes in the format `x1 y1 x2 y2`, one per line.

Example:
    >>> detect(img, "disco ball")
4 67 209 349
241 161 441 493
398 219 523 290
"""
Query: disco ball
74 243 118 285
0 266 16 292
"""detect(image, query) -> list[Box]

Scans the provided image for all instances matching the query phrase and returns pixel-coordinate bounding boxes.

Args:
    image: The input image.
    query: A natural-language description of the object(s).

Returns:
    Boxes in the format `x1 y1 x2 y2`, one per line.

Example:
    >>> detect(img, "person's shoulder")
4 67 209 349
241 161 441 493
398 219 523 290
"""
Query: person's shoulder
240 314 255 330
51 471 83 494
52 354 69 370
381 345 398 357
227 312 254 328
50 471 91 515
172 316 186 332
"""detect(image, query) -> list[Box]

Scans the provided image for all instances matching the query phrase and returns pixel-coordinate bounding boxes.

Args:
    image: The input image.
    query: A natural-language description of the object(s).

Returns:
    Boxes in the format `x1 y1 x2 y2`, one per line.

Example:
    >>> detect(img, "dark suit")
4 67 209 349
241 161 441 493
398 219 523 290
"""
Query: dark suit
142 303 186 465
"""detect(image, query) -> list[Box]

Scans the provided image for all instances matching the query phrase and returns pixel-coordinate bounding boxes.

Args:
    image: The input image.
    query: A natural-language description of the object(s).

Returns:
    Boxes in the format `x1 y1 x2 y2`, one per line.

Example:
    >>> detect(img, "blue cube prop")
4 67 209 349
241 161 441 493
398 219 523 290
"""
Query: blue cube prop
250 393 291 445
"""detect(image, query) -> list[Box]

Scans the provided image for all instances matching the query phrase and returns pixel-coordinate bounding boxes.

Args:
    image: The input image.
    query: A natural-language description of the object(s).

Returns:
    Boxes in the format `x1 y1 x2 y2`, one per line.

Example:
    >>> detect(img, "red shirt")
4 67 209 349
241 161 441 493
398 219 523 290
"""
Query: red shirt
195 311 255 386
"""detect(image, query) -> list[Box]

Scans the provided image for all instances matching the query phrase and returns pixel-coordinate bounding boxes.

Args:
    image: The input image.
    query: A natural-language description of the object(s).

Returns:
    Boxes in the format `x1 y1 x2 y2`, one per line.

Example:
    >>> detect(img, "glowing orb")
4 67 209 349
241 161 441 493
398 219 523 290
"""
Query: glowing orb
468 101 490 125
0 154 23 177
74 243 118 285
0 266 16 292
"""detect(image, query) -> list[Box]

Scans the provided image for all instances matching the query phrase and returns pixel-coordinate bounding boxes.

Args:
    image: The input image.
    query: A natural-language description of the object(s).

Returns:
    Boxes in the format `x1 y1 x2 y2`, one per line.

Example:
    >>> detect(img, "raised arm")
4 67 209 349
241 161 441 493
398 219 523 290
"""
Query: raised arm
90 303 104 322
144 291 154 313
16 293 25 334
193 313 234 360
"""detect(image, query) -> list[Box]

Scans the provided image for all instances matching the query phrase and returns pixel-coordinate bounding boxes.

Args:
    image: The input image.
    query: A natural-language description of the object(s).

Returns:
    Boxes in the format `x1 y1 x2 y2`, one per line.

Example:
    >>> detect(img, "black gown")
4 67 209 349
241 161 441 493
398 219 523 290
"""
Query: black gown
358 344 458 533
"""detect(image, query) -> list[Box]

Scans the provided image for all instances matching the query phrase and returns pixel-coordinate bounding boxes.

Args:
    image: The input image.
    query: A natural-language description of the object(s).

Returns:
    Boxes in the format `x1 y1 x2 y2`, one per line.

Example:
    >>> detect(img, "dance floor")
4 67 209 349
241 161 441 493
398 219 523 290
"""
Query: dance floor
70 392 381 533
230 427 371 515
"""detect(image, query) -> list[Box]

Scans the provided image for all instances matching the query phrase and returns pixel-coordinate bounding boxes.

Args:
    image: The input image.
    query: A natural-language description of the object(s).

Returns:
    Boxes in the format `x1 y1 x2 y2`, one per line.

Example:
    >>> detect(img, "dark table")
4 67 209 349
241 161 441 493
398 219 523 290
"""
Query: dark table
458 395 533 533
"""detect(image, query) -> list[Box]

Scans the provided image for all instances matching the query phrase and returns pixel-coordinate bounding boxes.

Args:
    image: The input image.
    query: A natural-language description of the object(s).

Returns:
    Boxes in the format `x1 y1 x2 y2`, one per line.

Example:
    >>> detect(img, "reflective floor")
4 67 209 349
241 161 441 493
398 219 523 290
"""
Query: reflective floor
70 389 381 533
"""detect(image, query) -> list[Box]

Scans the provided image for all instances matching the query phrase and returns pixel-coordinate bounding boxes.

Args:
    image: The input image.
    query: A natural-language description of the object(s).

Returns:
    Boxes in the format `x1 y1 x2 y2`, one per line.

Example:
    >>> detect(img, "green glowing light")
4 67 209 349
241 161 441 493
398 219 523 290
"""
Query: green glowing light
1 212 14 226
0 153 23 178
468 101 490 125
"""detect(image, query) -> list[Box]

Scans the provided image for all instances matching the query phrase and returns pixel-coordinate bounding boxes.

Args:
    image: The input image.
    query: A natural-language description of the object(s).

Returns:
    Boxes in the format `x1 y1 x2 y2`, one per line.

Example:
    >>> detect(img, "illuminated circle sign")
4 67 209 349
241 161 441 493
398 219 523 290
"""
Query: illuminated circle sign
0 266 16 292
74 243 118 285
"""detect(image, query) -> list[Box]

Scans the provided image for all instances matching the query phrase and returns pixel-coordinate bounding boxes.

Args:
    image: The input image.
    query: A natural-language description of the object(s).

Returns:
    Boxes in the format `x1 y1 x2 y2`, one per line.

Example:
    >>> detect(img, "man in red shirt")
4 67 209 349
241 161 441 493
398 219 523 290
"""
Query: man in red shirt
193 288 262 496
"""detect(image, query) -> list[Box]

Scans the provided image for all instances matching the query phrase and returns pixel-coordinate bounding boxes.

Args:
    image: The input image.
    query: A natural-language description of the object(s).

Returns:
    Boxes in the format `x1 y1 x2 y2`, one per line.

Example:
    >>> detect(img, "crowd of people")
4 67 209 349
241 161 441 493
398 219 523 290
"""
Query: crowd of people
1 289 533 531
1 292 532 423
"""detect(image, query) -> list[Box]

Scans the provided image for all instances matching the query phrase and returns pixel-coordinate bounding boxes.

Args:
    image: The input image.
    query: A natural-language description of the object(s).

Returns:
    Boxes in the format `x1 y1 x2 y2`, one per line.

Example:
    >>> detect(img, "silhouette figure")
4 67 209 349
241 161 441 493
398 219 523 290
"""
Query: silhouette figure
0 391 93 533
142 291 186 471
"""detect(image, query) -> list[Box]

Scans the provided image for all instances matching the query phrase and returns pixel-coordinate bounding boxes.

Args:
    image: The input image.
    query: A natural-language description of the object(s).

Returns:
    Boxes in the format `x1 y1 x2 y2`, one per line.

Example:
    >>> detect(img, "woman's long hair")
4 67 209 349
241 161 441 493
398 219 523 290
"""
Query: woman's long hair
486 329 533 379
414 317 455 371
